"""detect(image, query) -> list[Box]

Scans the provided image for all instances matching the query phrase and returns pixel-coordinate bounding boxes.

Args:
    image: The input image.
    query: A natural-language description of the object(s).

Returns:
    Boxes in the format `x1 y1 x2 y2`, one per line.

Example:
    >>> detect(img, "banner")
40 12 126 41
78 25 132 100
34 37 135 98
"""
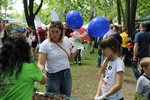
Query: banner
50 10 59 21
35 15 42 28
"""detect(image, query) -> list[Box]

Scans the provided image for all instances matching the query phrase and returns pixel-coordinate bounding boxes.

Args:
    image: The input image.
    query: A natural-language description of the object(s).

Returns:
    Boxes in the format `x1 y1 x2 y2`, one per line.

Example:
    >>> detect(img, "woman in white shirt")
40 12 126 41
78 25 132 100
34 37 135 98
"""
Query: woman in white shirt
38 21 77 96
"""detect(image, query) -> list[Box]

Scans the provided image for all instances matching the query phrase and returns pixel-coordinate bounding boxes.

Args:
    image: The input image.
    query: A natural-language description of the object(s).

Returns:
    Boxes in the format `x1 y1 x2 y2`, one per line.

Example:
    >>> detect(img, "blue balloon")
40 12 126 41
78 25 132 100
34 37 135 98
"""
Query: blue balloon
66 10 84 29
88 16 110 37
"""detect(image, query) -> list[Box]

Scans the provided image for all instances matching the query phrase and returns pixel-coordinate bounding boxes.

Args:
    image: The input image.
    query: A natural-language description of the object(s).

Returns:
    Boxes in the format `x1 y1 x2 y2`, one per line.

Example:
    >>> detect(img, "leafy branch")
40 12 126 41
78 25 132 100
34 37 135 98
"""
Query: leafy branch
134 92 148 100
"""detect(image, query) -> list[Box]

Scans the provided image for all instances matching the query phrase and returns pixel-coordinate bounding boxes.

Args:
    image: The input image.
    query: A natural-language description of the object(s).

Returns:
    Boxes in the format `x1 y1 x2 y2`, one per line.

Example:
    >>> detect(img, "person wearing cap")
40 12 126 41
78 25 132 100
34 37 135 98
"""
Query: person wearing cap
0 24 11 44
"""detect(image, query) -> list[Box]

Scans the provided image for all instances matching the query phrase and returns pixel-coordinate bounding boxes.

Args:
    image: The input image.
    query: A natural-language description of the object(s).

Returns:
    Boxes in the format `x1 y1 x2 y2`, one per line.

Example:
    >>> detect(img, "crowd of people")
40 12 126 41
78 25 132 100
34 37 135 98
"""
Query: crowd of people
94 22 150 100
0 20 150 100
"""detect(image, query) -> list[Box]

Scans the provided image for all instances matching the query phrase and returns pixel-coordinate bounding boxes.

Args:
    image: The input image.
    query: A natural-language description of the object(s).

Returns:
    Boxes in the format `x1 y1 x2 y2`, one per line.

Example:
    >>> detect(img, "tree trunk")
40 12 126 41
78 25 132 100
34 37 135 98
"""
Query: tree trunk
119 0 125 26
117 0 121 25
64 9 67 21
23 0 30 26
23 0 43 29
90 11 94 21
130 0 138 36
125 0 130 33
29 0 35 28
35 0 43 15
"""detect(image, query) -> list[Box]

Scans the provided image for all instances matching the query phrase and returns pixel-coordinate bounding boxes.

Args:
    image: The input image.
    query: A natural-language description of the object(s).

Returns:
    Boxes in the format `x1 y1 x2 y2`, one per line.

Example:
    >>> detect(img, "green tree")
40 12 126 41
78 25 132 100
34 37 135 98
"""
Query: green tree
124 0 138 36
0 0 13 18
117 0 121 24
137 0 150 17
17 0 149 34
40 0 126 24
23 0 43 28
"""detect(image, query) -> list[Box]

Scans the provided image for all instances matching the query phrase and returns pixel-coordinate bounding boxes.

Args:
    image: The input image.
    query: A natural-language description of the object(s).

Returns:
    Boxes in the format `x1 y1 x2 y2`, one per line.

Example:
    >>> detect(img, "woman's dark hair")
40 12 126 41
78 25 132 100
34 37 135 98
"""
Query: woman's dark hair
0 34 31 79
100 36 119 53
113 25 119 32
135 24 139 29
122 27 128 32
30 26 34 30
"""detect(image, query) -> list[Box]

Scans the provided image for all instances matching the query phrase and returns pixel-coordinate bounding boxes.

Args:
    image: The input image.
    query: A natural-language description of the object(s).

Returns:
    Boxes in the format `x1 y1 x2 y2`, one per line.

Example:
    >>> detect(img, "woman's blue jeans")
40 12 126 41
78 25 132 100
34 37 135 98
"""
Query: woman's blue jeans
45 69 72 96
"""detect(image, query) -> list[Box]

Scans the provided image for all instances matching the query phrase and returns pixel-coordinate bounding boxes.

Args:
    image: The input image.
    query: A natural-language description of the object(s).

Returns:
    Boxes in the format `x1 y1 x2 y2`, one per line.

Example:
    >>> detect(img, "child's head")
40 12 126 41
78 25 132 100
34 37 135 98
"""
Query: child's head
140 57 150 74
0 33 31 79
112 25 119 33
100 36 119 58
122 27 128 33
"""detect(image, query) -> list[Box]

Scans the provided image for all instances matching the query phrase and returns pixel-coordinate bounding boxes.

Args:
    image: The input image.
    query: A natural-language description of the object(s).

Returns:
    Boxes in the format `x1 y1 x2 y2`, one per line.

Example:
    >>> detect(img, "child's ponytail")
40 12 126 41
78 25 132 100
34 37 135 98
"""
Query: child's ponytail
100 58 109 74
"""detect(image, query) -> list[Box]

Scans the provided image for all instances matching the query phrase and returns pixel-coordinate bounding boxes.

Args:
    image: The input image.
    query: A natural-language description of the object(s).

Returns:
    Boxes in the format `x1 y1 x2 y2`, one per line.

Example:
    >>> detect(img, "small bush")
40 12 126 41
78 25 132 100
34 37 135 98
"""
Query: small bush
134 92 148 100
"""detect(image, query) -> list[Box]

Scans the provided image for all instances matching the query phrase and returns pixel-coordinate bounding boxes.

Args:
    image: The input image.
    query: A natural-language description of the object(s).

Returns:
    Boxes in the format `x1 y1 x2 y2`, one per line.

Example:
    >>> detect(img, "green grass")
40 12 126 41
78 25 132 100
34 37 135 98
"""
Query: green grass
35 46 137 100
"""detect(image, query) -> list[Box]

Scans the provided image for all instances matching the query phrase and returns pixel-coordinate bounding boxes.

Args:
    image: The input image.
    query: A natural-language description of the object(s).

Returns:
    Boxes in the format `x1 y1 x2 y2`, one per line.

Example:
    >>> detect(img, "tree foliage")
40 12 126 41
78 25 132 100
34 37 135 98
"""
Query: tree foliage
2 0 150 32
38 0 120 24
0 0 13 18
137 0 150 17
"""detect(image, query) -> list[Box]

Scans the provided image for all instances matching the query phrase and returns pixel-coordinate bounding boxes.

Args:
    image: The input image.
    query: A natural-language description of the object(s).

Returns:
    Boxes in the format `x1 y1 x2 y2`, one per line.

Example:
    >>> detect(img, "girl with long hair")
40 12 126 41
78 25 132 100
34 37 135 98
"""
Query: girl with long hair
0 33 46 100
95 36 125 100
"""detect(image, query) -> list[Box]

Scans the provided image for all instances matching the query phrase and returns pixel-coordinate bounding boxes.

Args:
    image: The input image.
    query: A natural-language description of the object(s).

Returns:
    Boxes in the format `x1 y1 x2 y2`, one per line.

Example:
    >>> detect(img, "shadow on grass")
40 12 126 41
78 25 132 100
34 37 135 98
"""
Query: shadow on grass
124 78 136 84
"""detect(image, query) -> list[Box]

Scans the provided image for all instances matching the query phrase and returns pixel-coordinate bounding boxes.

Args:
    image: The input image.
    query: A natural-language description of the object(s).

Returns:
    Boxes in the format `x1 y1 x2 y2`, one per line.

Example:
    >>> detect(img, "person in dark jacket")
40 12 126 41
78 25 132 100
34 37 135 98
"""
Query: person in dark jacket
110 25 122 56
0 24 11 44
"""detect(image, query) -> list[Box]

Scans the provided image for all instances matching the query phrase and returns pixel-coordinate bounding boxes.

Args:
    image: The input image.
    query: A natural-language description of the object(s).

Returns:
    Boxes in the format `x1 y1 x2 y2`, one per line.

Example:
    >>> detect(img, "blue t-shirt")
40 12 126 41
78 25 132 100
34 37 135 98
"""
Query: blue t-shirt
134 30 150 58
